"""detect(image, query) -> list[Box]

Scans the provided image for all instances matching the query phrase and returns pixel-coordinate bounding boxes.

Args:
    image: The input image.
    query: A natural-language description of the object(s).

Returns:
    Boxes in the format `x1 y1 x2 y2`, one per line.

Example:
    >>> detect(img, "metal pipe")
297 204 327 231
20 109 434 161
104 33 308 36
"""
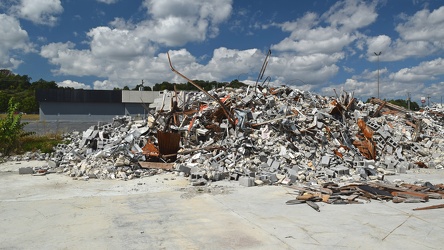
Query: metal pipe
167 52 236 125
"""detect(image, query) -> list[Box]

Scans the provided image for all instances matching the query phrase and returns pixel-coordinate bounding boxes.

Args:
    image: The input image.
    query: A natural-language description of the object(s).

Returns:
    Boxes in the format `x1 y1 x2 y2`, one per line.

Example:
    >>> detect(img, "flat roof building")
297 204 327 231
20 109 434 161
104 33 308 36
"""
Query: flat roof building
36 89 163 121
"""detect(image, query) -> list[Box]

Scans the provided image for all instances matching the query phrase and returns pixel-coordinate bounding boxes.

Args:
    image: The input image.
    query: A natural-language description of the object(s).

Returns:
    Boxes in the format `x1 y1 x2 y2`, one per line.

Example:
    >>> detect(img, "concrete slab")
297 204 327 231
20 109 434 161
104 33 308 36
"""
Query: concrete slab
1 161 444 249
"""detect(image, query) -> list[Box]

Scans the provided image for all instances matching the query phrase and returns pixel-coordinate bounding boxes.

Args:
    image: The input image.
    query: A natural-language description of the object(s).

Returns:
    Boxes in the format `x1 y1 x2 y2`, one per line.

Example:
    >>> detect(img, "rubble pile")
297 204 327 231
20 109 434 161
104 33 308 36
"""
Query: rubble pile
10 85 444 190
168 86 444 186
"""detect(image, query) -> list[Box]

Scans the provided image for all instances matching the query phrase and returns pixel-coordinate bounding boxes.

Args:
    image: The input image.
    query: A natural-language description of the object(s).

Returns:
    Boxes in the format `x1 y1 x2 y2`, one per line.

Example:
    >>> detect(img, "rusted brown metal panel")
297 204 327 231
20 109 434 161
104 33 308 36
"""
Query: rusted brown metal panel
157 131 181 161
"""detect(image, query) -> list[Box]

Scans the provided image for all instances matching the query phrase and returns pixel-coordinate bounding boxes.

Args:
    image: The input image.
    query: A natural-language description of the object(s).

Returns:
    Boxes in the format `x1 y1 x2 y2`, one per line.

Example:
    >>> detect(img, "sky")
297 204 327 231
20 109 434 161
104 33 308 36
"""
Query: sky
1 0 444 105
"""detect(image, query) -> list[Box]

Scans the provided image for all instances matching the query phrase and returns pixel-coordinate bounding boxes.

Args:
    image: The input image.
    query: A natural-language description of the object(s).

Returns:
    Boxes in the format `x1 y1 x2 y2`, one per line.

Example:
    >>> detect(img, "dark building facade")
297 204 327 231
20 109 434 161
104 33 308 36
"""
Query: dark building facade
36 89 160 121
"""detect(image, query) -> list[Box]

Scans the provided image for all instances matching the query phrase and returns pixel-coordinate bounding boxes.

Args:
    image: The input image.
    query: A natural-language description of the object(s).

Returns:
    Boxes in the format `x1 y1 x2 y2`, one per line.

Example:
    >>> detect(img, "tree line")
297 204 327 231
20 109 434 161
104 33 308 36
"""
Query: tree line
0 70 60 114
114 79 247 91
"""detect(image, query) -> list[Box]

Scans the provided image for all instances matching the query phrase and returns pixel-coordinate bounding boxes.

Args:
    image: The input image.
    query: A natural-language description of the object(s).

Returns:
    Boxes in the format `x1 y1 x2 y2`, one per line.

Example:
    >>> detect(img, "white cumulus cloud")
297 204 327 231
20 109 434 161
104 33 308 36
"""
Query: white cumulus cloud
57 80 91 89
10 0 63 26
0 14 33 68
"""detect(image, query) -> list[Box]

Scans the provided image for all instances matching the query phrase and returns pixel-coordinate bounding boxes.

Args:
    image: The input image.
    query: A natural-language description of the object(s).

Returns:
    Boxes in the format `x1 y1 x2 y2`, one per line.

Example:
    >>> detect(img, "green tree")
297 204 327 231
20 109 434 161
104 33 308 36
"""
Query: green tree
0 98 34 155
31 79 58 89
0 91 8 111
132 84 152 91
21 95 38 114
153 81 174 91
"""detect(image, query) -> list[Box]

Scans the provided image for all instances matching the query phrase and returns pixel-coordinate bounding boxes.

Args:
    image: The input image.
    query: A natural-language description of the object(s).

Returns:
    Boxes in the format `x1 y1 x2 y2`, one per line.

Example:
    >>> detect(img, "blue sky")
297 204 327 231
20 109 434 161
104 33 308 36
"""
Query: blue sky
1 0 444 104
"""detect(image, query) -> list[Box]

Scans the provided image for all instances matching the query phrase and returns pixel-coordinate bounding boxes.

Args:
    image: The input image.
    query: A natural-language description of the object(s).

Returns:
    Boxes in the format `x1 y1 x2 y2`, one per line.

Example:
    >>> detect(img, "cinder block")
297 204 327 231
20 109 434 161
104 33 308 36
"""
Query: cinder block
411 144 421 153
386 137 398 148
177 165 191 175
425 140 433 148
386 145 393 154
325 169 335 178
363 160 375 167
269 173 278 183
367 121 380 131
377 128 390 139
321 156 331 167
19 167 34 174
331 165 349 176
354 161 365 168
270 161 280 171
239 176 254 187
396 162 408 173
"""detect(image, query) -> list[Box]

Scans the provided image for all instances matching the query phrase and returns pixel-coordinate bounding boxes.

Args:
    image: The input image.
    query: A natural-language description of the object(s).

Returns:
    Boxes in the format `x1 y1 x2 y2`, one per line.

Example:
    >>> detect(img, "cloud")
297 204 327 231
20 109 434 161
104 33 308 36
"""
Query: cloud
396 6 444 41
57 80 91 89
93 79 119 90
320 58 444 103
88 26 157 59
140 0 233 46
272 0 377 55
40 42 103 77
322 0 378 32
390 58 444 83
9 0 63 26
269 0 378 88
0 14 33 69
365 6 444 62
38 0 234 88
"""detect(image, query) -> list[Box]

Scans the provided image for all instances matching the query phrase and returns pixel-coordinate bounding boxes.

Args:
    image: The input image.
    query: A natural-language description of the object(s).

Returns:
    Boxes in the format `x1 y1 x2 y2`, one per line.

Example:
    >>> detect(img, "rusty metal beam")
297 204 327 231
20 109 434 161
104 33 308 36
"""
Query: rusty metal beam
167 52 236 125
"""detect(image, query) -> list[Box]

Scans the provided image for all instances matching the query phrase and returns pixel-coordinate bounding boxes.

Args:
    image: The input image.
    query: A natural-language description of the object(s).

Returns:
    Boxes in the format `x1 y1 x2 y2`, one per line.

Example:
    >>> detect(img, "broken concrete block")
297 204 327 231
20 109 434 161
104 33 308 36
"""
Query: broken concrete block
320 156 331 167
176 164 191 175
19 167 34 174
239 176 255 187
331 165 349 176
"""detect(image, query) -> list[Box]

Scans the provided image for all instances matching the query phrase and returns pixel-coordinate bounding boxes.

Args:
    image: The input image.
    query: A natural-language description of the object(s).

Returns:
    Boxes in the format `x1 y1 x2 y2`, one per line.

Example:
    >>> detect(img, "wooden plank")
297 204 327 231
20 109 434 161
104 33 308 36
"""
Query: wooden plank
138 161 174 170
413 204 444 211
391 191 429 201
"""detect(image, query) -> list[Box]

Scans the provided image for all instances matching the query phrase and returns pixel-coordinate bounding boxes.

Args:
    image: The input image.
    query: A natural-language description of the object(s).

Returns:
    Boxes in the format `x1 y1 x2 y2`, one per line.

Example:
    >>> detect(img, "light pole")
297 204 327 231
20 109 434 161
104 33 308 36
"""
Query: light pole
374 52 382 99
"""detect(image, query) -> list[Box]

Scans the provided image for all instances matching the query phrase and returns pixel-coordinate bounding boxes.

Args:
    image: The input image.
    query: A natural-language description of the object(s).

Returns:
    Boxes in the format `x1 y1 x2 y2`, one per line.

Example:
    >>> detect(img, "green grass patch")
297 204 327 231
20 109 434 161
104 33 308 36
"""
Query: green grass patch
17 133 66 154
0 114 39 120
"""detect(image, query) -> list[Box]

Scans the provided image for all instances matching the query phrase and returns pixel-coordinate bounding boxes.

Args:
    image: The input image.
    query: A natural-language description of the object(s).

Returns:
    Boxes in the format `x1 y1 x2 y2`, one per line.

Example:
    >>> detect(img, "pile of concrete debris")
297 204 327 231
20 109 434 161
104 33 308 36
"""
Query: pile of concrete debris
12 85 444 189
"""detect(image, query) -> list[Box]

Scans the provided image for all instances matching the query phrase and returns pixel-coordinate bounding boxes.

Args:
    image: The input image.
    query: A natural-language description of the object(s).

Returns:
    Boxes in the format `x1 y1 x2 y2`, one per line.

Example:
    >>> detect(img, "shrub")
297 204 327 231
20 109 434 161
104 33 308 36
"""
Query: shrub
0 98 34 155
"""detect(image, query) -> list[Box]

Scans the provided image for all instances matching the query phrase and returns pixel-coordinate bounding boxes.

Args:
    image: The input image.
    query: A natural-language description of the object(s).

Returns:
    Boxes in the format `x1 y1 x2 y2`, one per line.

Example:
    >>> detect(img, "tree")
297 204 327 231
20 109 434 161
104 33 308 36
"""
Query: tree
132 84 152 91
31 79 58 89
21 95 38 114
0 91 8 111
228 79 247 88
123 86 130 90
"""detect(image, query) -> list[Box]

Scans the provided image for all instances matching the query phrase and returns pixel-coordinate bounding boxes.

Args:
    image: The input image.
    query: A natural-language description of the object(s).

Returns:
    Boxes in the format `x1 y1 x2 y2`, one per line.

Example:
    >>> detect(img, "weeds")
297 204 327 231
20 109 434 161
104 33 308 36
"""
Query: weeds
0 98 34 155
18 133 66 154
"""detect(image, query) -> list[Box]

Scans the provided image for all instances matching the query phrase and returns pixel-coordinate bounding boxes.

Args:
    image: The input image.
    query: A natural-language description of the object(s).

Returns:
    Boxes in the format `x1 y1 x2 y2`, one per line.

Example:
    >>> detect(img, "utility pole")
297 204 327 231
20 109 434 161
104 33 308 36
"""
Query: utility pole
139 80 144 91
374 52 382 99
407 92 411 110
427 94 431 107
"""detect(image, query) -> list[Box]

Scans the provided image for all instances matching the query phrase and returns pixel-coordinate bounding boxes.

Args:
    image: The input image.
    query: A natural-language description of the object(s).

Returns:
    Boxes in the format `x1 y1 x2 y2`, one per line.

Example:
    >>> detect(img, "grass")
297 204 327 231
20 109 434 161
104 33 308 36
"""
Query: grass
0 114 39 120
17 133 66 154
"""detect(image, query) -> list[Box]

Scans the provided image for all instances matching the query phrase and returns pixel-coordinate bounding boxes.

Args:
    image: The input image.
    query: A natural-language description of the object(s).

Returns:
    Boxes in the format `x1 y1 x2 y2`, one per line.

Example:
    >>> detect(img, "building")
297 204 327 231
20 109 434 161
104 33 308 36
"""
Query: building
36 89 163 121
